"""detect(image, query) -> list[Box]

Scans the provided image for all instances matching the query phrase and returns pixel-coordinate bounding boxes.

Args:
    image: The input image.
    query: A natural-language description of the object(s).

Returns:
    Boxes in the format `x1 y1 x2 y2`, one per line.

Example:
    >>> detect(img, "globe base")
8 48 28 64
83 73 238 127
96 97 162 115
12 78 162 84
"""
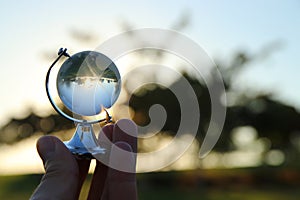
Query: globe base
64 123 105 159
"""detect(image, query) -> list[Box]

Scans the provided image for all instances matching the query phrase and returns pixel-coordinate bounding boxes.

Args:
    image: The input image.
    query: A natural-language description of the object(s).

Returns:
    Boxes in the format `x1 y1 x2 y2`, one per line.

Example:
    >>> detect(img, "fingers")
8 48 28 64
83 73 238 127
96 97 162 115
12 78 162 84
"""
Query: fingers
113 119 137 153
107 142 137 200
109 142 136 180
31 136 80 200
76 158 91 197
88 124 114 200
108 119 138 199
88 119 138 200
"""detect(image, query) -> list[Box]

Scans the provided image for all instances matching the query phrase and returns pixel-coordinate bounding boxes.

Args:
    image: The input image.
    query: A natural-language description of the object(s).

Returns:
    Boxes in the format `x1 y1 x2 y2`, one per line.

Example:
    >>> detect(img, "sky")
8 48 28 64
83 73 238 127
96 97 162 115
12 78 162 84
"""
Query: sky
0 0 299 125
0 0 299 174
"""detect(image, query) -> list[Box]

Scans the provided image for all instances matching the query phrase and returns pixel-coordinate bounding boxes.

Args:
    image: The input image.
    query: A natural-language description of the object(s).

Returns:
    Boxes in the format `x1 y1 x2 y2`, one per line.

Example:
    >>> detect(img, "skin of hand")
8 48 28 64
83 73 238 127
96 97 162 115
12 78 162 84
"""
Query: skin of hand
30 119 138 200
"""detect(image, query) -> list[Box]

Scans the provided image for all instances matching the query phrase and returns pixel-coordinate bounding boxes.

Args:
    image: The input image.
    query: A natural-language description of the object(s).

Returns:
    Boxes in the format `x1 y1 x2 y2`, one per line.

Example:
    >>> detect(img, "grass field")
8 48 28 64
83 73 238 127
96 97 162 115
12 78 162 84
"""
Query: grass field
1 169 300 200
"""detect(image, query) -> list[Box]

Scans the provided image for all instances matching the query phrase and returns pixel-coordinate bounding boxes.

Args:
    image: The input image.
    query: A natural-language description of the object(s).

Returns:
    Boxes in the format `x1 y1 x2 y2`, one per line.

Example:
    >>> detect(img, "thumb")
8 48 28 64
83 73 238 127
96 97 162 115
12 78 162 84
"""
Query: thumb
31 136 79 200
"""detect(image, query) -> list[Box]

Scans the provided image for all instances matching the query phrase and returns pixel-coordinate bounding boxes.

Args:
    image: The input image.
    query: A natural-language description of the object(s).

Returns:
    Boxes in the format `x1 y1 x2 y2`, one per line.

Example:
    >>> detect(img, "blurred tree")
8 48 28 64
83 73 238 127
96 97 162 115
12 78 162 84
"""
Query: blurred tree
125 43 300 166
1 14 300 168
0 112 73 144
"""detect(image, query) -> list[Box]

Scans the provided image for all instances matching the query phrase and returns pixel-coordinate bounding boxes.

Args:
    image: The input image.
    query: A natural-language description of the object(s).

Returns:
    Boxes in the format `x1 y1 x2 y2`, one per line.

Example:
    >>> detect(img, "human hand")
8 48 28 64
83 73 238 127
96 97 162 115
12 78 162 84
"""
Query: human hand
30 119 138 200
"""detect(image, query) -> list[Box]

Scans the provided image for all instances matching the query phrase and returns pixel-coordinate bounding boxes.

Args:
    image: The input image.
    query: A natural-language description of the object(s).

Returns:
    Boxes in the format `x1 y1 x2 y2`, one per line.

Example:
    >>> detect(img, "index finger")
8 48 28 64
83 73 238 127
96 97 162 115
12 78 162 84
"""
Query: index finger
87 124 114 200
113 119 137 152
88 119 138 199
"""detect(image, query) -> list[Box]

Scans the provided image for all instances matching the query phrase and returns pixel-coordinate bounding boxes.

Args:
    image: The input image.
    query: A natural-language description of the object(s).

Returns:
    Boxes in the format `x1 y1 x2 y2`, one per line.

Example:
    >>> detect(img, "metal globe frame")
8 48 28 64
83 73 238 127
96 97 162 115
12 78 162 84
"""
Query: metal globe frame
45 48 113 158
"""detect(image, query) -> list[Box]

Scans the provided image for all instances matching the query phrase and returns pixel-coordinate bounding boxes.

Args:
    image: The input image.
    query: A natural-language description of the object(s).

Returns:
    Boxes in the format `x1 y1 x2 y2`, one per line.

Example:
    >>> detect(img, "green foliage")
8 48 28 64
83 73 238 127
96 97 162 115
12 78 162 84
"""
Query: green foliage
1 170 300 200
0 174 42 200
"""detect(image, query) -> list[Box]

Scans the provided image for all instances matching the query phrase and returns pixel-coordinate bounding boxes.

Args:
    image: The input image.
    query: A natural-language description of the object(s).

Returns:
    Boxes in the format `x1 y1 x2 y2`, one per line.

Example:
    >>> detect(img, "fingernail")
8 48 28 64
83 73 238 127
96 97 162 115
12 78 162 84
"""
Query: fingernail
109 142 136 175
113 119 137 152
115 119 137 138
37 136 56 162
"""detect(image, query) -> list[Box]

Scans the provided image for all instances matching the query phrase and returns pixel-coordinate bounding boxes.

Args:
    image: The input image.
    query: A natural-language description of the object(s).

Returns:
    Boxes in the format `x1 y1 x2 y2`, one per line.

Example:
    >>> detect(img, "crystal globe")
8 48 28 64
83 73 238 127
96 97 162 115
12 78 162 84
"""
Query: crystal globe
57 51 121 116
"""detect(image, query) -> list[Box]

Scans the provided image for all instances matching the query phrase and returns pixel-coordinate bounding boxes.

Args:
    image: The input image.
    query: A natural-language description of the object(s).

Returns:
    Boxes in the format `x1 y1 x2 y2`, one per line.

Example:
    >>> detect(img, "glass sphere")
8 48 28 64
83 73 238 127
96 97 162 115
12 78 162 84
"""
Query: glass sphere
57 51 121 116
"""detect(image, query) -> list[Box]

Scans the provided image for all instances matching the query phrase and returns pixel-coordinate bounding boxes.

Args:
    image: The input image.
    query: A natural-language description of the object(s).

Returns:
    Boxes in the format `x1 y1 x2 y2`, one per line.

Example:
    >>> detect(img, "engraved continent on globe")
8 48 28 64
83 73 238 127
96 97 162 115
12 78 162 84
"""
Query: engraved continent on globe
57 51 121 116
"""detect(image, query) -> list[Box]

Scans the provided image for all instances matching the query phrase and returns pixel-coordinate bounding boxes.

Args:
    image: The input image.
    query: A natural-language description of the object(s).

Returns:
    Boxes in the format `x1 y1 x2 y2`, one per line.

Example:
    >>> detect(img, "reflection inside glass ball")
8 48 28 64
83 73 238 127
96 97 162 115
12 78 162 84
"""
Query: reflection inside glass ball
57 51 121 116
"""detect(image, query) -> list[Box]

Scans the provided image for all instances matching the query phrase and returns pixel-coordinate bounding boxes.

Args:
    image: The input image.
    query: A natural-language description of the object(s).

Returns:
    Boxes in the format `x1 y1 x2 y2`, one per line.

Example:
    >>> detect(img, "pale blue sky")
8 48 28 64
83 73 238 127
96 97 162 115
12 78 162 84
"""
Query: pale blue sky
0 0 299 125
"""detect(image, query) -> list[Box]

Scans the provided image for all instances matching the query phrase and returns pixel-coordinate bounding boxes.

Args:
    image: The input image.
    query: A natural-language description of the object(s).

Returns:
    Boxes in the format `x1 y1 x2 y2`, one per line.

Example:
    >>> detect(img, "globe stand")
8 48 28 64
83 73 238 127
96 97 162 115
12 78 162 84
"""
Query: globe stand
64 123 105 159
45 48 115 159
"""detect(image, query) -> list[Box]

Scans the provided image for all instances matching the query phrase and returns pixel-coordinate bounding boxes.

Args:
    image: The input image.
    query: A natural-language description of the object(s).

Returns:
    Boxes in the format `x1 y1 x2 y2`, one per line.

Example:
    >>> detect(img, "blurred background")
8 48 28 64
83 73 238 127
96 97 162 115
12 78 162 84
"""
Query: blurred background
0 0 300 199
